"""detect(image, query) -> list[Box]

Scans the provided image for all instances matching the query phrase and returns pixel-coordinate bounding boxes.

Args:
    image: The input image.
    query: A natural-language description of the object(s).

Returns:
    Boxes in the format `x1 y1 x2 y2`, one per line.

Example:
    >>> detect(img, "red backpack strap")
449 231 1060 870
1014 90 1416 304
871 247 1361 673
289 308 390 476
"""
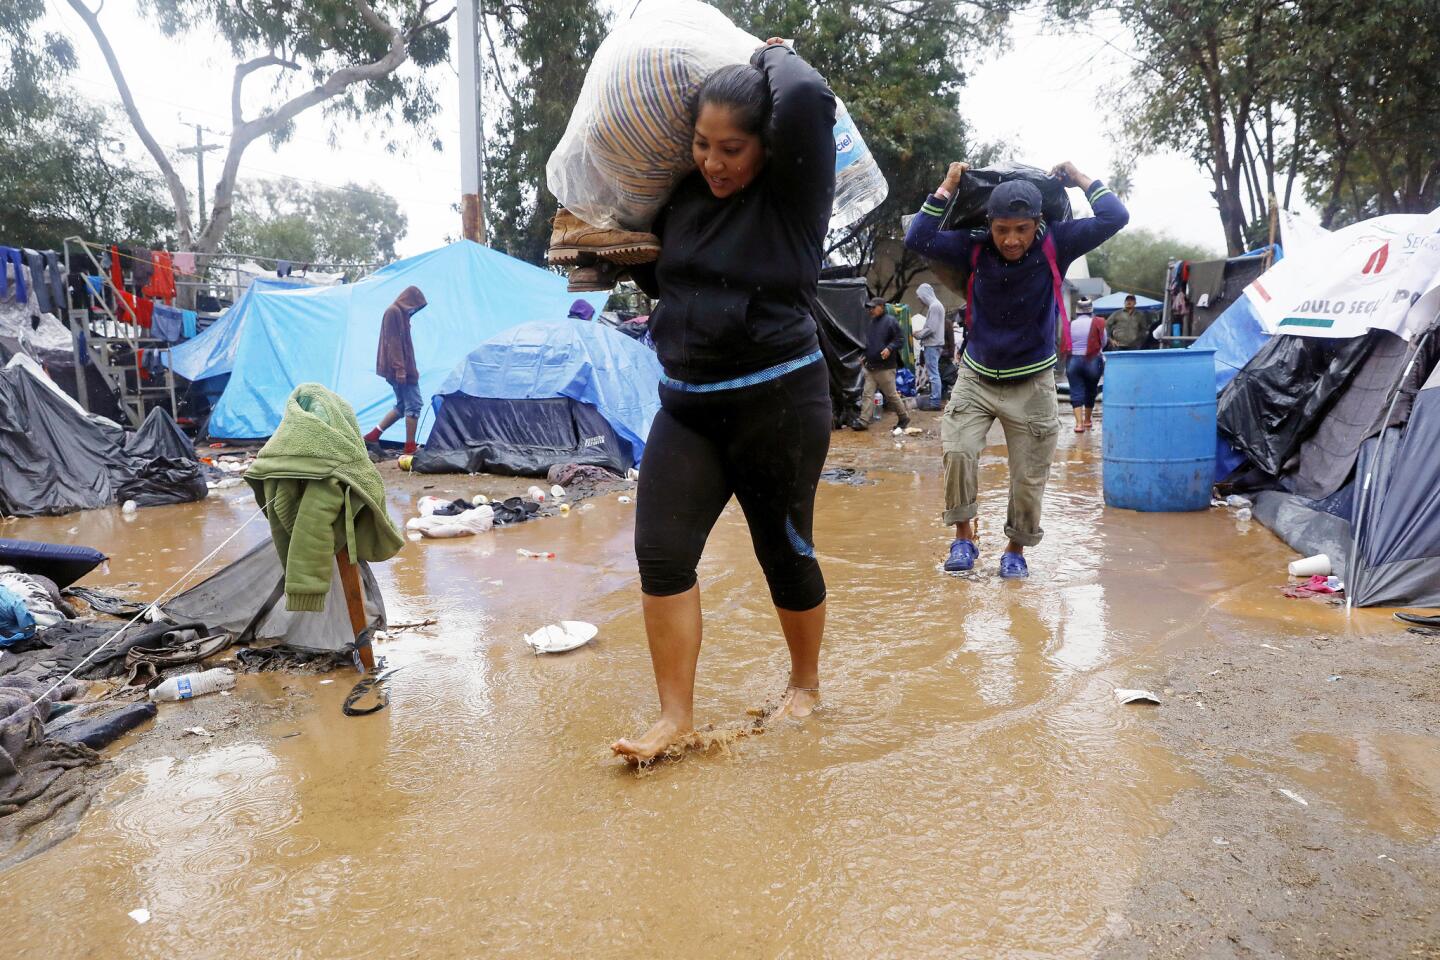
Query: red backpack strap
964 242 981 332
1043 232 1072 359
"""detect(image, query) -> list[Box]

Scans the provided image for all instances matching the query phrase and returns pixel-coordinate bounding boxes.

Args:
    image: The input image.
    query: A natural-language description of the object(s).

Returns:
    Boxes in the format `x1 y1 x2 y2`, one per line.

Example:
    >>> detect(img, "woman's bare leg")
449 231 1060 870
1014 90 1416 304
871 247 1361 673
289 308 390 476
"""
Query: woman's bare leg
769 600 825 719
612 587 702 762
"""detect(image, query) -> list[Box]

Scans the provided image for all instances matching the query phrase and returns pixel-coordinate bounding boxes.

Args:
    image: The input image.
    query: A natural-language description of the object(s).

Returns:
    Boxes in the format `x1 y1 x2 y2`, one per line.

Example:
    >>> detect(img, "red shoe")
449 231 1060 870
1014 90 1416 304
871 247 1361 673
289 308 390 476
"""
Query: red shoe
363 427 382 443
402 441 419 455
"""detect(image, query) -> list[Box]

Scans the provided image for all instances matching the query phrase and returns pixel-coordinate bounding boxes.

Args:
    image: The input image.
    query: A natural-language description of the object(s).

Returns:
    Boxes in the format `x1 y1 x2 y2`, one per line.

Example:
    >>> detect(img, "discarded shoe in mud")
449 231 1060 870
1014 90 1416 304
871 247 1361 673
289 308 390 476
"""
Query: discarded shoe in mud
547 207 660 267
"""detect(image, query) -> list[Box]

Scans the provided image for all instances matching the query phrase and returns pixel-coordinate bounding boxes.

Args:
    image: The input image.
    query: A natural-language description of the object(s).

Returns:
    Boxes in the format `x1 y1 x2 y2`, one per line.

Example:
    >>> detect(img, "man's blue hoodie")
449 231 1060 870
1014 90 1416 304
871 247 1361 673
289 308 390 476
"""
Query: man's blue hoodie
904 181 1128 381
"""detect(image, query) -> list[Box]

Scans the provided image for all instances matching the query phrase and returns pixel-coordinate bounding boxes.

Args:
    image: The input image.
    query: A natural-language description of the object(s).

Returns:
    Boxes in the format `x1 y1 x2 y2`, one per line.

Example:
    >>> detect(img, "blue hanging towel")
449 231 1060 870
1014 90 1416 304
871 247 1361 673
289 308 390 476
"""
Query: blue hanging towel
151 303 185 342
85 275 105 298
0 583 37 648
181 309 198 339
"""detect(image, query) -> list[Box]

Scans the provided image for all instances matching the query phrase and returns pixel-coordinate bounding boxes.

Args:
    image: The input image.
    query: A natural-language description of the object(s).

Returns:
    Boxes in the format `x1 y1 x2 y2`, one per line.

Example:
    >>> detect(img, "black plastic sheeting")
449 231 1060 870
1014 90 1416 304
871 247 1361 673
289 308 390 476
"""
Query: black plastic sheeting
125 405 197 461
813 279 867 428
116 457 208 508
414 395 631 477
1217 331 1380 478
0 364 208 517
939 162 1074 233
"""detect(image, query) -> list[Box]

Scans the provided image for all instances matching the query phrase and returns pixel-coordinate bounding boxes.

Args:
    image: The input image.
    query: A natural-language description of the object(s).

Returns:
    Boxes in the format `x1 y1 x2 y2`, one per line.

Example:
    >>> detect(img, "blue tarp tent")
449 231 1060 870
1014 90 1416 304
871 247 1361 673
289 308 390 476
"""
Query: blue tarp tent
204 241 605 440
1093 292 1161 315
413 318 662 476
165 277 307 382
1191 296 1270 392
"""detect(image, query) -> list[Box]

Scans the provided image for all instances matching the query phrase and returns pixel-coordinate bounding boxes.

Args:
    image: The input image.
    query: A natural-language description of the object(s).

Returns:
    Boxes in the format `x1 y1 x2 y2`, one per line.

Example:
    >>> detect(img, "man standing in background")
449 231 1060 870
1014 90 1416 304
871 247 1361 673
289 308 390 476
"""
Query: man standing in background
1107 294 1149 350
915 283 947 411
859 297 910 432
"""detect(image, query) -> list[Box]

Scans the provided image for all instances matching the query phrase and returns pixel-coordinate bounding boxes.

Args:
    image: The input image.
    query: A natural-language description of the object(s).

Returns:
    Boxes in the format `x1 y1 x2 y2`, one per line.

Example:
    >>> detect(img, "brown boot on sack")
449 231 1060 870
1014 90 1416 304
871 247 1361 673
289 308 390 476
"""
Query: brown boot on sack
547 207 660 267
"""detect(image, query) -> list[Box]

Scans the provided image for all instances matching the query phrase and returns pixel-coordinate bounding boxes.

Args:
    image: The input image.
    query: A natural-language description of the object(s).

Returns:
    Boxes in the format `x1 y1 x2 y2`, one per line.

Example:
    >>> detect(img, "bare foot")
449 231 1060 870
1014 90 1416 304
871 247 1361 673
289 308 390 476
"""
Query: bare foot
611 715 692 764
768 685 820 722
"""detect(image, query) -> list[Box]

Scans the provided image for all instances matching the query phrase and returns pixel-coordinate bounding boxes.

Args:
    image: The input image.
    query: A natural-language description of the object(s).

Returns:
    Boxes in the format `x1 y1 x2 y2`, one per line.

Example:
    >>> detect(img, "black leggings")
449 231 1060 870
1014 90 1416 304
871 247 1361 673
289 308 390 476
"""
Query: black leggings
635 358 830 611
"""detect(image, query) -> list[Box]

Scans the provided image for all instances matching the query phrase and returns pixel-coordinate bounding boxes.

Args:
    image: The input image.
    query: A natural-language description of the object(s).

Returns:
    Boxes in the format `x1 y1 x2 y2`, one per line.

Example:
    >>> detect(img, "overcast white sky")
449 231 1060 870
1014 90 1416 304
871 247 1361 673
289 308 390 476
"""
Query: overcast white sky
43 1 1242 259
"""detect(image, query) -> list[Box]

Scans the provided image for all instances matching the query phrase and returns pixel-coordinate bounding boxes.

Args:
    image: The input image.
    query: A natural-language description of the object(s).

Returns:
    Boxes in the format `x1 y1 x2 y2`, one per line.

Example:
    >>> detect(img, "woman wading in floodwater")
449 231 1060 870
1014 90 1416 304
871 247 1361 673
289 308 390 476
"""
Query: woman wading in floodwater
613 39 837 763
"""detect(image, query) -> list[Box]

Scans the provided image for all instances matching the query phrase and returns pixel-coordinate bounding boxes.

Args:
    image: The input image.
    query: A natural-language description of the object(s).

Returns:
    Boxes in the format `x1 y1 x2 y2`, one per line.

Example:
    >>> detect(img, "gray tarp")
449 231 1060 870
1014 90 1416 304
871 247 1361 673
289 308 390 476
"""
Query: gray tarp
163 539 386 653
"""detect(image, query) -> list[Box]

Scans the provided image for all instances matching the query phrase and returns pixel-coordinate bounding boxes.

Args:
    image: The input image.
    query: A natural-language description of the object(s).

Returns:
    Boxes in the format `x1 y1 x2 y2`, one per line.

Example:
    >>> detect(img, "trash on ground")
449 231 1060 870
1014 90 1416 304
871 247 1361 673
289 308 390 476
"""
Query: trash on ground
617 495 632 504
1288 553 1332 577
516 549 555 560
149 668 236 702
1115 688 1162 705
128 908 150 924
560 503 571 514
121 500 137 514
1277 788 1309 807
524 620 598 654
904 427 923 436
550 484 566 499
527 485 549 503
1284 575 1344 599
183 726 213 738
407 505 495 539
1224 495 1252 509
471 494 489 506
819 467 873 486
1327 675 1342 682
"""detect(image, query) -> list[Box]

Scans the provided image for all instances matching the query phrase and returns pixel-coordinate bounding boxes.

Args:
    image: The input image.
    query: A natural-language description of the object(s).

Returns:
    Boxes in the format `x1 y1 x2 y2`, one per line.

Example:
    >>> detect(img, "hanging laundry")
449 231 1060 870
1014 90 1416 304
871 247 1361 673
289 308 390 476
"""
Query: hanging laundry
23 249 56 314
41 251 66 312
0 246 27 303
142 251 176 302
151 303 184 342
84 275 105 298
128 246 154 289
276 260 292 278
180 309 198 339
173 251 196 276
135 298 154 327
110 245 138 324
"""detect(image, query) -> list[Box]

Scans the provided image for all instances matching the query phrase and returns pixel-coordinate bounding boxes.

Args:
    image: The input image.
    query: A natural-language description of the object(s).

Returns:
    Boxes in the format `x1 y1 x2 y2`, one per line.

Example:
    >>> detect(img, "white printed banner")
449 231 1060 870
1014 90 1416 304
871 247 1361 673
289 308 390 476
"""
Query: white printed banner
1246 208 1440 340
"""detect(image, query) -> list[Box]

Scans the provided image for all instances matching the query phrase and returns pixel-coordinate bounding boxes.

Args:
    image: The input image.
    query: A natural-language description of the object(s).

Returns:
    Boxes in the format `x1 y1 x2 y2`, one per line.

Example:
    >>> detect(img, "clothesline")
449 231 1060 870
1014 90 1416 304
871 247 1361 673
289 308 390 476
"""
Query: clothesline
71 239 378 282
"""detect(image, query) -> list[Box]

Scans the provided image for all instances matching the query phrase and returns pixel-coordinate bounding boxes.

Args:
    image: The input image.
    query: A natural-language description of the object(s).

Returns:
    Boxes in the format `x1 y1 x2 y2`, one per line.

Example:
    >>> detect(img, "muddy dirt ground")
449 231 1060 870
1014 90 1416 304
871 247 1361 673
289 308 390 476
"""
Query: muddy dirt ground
1 408 1437 958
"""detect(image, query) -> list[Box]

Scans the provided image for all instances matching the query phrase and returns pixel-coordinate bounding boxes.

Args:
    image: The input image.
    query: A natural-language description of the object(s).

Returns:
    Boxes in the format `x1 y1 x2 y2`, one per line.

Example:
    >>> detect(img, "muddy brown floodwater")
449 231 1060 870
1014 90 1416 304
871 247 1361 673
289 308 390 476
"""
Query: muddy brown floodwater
3 410 1439 957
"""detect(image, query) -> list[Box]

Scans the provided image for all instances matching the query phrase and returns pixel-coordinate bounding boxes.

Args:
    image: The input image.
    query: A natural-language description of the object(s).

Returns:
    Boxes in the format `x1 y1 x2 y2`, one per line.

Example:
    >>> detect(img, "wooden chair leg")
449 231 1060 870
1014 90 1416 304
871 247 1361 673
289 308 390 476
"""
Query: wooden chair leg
337 548 375 672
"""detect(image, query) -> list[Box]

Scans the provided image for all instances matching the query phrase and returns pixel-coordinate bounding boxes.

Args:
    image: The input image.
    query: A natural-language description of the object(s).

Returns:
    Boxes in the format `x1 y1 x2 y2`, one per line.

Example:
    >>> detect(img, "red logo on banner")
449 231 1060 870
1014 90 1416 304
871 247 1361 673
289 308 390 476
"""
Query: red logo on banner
1363 242 1390 275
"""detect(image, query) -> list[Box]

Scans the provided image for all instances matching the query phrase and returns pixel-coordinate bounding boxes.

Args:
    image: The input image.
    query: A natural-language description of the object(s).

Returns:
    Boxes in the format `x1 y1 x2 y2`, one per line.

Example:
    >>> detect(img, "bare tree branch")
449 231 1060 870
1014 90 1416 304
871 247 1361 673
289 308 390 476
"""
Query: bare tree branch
231 54 300 127
198 0 415 252
65 0 195 245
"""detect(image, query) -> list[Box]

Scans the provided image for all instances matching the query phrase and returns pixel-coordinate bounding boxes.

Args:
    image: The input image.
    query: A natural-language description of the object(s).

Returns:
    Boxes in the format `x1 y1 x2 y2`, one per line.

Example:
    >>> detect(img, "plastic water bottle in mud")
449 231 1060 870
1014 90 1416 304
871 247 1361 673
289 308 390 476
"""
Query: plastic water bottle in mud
829 99 889 230
150 668 236 702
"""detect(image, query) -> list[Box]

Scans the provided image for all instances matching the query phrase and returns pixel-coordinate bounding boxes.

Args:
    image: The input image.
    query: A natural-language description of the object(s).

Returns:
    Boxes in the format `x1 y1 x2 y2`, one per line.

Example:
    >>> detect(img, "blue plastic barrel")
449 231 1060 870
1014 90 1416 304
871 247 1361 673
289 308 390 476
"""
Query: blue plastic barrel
1102 349 1216 512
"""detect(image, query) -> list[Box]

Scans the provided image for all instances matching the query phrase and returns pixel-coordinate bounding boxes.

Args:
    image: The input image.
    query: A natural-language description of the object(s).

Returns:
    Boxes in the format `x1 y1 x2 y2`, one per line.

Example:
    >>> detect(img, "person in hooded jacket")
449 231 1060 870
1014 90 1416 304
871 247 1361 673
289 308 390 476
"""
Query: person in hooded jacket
616 38 836 763
914 283 947 410
364 285 427 455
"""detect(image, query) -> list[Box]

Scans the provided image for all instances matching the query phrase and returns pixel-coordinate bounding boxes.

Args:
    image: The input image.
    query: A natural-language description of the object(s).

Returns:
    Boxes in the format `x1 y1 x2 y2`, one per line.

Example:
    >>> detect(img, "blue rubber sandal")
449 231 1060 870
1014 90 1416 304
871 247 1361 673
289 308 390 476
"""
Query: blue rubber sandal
944 539 980 573
999 552 1029 579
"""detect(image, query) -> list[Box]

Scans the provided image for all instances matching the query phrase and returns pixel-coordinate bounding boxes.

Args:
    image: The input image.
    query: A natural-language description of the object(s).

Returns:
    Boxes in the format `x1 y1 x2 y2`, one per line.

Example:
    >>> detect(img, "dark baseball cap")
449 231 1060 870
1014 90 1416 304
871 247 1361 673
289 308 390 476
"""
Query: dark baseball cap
866 297 887 309
986 180 1043 219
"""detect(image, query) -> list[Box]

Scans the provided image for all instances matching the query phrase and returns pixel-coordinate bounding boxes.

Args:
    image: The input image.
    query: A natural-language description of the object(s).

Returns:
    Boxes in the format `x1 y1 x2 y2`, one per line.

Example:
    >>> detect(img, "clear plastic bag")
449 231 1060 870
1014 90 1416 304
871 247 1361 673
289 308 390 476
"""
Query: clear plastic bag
545 0 886 232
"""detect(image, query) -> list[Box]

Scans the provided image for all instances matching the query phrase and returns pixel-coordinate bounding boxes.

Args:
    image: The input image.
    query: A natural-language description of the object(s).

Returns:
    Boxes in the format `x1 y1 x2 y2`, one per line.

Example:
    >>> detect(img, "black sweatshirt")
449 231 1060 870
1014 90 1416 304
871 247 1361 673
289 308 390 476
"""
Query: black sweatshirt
632 45 837 384
864 313 901 370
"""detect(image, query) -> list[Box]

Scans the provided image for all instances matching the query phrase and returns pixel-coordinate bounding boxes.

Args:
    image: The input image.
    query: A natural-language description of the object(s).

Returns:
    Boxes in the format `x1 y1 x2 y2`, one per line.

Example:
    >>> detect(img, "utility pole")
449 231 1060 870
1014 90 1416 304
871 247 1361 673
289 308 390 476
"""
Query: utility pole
457 0 487 244
178 121 222 234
